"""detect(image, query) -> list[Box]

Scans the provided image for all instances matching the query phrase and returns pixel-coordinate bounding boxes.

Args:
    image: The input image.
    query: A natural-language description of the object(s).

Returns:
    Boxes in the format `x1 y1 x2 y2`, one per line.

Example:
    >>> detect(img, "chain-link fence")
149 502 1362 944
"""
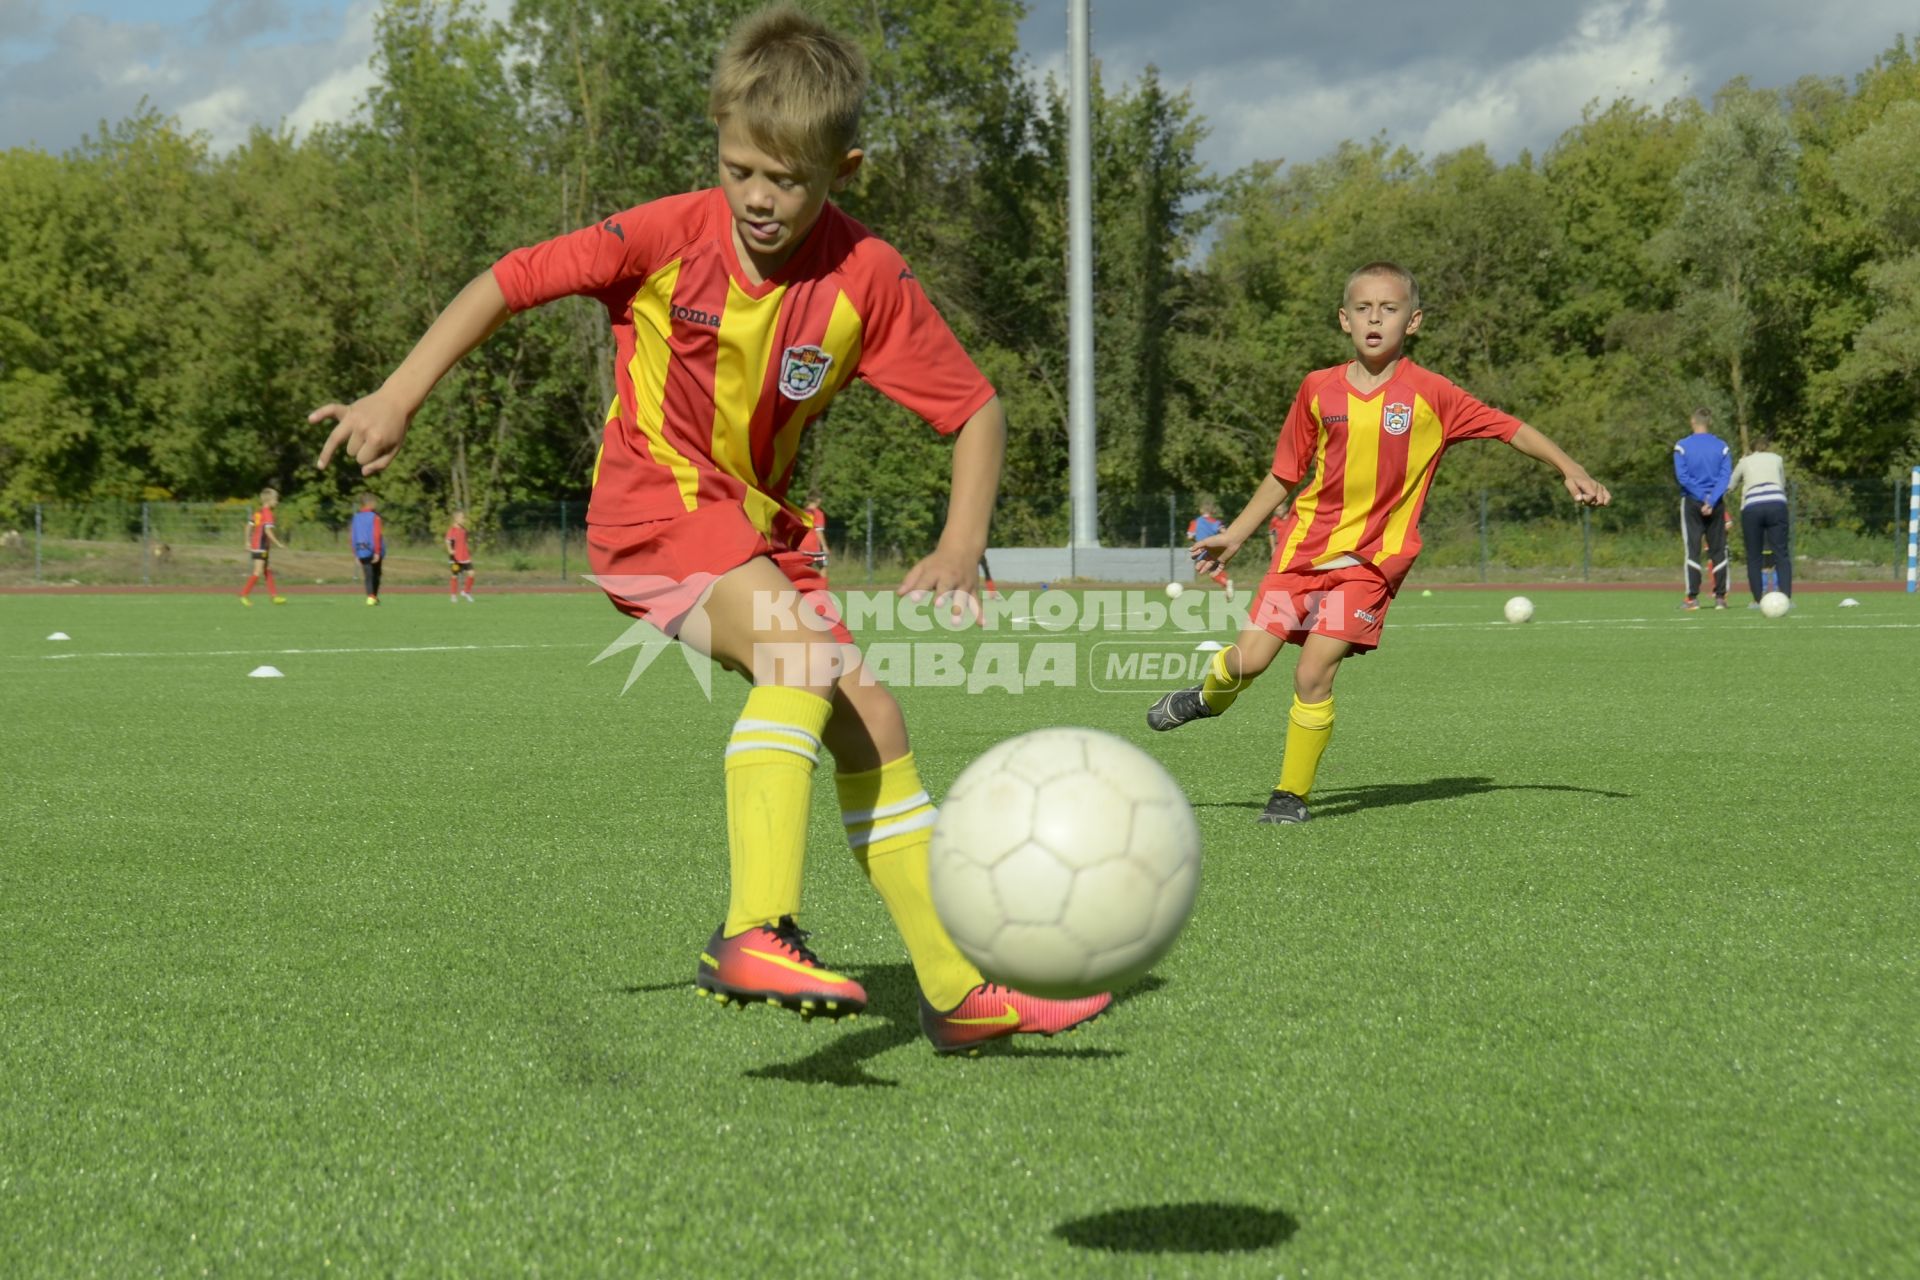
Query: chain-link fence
0 478 1912 587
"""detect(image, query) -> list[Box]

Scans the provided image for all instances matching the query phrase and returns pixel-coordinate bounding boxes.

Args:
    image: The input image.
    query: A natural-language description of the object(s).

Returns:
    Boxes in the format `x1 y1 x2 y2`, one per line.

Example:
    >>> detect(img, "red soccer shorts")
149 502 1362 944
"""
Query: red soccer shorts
586 501 851 643
1248 563 1391 651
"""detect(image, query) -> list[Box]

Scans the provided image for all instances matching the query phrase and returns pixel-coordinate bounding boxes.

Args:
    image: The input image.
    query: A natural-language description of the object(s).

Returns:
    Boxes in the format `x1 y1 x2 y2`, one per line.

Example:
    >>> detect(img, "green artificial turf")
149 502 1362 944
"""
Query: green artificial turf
3 587 1916 1276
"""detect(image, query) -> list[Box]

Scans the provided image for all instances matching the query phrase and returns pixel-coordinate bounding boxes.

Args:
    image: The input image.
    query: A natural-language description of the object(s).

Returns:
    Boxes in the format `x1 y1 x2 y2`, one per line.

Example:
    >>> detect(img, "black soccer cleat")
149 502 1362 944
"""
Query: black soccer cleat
1258 789 1311 824
1146 683 1216 732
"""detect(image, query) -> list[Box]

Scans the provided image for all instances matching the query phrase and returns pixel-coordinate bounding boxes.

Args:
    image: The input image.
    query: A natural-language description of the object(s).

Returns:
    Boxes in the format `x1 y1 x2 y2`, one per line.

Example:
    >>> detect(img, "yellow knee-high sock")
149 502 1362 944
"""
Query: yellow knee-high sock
837 753 982 1010
723 686 832 936
1200 645 1248 714
1276 694 1335 799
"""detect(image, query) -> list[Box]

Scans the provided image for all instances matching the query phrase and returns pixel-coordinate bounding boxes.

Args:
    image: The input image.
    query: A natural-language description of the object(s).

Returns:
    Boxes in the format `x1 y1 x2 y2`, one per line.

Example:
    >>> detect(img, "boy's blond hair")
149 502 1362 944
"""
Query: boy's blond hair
1344 261 1421 311
709 4 866 177
259 487 279 505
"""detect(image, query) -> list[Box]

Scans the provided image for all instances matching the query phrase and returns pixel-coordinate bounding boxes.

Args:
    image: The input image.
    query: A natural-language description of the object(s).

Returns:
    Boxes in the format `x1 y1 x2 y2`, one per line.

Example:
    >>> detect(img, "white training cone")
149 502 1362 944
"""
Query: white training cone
1194 640 1224 652
248 665 284 678
1839 598 1861 608
46 632 70 641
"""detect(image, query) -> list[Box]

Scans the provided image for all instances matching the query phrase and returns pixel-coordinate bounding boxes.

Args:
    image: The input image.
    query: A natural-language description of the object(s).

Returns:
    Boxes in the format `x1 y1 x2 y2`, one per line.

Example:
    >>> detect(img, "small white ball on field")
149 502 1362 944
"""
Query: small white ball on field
1504 596 1534 624
1759 591 1792 618
1164 581 1184 599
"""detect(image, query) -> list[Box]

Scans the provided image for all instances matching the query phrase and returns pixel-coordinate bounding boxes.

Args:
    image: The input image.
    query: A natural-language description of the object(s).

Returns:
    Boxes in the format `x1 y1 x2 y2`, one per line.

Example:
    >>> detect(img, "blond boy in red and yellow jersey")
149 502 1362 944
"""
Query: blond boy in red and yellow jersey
309 5 1105 1054
1148 262 1611 824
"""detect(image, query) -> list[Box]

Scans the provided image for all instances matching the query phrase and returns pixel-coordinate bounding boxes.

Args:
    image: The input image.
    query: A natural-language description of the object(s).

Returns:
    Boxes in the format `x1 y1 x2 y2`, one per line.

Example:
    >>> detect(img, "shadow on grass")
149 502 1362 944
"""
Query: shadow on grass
1196 775 1632 818
1054 1202 1298 1254
744 963 920 1089
746 963 1140 1087
617 980 696 996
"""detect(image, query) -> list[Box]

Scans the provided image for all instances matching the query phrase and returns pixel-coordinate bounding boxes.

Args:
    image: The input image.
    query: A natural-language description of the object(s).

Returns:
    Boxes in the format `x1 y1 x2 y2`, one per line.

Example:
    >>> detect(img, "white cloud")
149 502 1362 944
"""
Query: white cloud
1129 0 1698 173
1022 0 1916 177
1 0 513 155
1411 0 1692 157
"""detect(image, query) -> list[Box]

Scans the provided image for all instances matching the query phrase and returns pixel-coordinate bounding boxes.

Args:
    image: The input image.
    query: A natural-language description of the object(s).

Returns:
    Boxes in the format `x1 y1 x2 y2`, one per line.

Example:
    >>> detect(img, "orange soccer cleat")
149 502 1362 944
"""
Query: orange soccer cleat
694 916 867 1019
919 983 1112 1056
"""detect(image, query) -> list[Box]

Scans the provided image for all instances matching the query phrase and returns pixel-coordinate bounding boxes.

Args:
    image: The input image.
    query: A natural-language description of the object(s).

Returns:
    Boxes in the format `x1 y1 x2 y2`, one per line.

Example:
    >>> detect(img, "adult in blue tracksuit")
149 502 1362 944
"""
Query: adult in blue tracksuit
1673 408 1732 608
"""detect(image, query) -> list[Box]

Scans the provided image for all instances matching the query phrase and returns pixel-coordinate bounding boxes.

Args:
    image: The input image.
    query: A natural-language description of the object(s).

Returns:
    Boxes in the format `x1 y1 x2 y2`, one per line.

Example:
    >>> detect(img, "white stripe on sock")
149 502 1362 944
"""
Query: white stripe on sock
724 739 820 764
839 790 933 827
844 807 936 849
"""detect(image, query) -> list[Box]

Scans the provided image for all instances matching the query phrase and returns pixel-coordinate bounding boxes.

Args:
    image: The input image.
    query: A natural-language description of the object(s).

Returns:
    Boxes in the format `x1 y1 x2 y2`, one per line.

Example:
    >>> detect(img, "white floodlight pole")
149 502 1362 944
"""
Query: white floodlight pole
1067 0 1099 547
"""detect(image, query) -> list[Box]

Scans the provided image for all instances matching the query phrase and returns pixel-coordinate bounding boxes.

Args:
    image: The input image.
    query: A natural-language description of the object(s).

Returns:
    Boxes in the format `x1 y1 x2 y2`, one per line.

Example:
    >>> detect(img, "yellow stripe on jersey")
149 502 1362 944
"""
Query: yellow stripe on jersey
628 260 702 512
1379 394 1446 558
1278 393 1326 569
589 401 616 491
754 291 865 533
712 279 791 517
1330 396 1383 560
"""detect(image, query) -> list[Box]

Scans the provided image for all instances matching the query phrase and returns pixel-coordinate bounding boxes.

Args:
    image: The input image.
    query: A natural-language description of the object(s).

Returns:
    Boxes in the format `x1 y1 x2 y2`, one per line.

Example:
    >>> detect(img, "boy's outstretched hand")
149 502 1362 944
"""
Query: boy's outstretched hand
1563 468 1611 507
900 547 983 627
1190 531 1245 576
313 394 411 476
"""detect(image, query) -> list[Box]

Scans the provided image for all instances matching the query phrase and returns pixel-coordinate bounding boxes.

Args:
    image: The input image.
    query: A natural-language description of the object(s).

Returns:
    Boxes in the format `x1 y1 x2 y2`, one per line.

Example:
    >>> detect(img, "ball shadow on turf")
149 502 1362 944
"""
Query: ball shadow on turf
1053 1202 1299 1254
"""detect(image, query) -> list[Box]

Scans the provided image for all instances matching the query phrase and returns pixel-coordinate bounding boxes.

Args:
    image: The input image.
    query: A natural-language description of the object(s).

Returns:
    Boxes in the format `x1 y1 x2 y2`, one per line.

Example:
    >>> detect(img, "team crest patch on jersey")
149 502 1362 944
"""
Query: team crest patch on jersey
1384 402 1413 436
778 346 834 401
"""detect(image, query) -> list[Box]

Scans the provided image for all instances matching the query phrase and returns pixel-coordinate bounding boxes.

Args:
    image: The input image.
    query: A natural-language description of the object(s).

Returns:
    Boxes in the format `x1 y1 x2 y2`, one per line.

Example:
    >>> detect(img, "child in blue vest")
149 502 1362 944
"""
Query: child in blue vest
349 494 385 606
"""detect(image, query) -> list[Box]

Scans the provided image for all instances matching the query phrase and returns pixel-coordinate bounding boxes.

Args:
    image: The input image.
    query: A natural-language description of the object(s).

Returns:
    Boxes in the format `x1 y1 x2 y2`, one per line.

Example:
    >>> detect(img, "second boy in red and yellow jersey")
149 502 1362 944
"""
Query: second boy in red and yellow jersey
1254 359 1524 647
1149 262 1610 826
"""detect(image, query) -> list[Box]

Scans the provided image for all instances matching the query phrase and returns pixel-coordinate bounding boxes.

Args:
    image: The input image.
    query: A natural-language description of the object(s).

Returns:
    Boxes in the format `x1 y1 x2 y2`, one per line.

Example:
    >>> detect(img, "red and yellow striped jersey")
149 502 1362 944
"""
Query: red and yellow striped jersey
247 507 274 550
1269 359 1521 592
446 525 470 561
491 188 994 536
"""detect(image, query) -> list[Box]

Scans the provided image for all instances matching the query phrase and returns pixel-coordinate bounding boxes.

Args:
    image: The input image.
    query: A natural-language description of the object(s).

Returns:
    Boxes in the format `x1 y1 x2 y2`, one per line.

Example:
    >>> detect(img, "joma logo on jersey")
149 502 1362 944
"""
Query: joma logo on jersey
1322 413 1349 426
1353 607 1378 624
778 345 834 400
1383 402 1413 435
671 304 720 328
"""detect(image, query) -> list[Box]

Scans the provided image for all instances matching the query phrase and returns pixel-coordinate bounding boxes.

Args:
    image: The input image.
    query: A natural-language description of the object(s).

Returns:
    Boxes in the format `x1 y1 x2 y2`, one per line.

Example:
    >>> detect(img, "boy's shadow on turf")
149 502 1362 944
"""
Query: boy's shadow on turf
1198 775 1631 818
1054 1202 1299 1254
743 966 1154 1089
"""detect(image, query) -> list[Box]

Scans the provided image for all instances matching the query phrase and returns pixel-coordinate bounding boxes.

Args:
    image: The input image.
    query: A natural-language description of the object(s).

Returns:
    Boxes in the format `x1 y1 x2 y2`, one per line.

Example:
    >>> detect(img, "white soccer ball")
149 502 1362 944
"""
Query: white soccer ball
1164 581 1184 599
929 727 1201 998
1760 591 1792 618
1504 595 1534 624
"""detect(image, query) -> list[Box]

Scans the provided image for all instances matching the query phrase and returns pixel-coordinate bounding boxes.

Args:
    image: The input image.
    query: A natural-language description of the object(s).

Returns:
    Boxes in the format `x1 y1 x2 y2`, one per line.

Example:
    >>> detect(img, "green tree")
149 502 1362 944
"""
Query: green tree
1648 84 1802 456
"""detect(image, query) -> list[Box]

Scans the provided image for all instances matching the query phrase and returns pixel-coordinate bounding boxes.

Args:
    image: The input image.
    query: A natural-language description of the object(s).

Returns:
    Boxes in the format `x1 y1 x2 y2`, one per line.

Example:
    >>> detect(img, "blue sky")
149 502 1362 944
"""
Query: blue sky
6 1 1917 174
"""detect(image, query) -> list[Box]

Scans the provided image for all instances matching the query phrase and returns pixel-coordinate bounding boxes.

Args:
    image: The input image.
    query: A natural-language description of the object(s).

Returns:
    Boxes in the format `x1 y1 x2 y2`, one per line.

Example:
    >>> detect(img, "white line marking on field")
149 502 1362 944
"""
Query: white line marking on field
39 642 597 661
1008 610 1167 627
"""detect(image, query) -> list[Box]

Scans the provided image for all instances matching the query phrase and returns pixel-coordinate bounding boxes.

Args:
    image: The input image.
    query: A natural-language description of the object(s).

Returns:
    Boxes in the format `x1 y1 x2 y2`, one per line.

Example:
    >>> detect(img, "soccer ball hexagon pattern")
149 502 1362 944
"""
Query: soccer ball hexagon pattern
929 727 1201 998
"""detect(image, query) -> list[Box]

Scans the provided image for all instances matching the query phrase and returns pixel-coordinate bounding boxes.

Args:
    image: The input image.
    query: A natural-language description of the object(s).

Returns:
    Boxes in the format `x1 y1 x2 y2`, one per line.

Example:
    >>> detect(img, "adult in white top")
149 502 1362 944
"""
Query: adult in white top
1729 438 1791 604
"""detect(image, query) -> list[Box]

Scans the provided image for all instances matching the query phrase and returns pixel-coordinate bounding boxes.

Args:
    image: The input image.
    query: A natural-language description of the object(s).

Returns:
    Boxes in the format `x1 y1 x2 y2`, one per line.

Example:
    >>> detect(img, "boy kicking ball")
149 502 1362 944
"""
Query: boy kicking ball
1146 261 1611 823
311 4 1107 1053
